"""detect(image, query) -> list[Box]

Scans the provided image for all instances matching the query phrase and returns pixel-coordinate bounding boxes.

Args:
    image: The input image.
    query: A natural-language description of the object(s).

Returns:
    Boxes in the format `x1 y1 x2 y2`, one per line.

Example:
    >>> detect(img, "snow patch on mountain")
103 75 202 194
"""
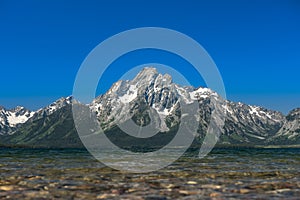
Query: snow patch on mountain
0 106 36 135
6 109 35 126
119 84 137 104
189 87 212 100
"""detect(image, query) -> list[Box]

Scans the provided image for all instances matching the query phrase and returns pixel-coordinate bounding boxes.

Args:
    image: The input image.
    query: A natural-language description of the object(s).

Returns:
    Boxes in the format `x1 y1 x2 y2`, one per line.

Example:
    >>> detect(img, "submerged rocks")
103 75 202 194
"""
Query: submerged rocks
0 148 299 199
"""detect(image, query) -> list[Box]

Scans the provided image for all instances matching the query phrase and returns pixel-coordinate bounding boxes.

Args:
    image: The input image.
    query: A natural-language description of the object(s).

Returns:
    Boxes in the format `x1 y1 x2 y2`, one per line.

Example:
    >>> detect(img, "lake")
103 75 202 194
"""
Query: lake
0 147 299 199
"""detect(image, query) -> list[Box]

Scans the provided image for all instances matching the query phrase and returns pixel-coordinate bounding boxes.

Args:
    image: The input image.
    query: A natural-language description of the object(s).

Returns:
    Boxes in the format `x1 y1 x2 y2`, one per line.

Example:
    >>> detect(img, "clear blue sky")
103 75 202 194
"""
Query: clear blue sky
0 0 299 114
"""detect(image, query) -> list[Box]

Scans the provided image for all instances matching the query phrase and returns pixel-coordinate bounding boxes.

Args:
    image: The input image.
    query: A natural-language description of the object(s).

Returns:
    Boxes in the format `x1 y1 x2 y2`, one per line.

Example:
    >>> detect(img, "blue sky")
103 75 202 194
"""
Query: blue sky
0 0 299 114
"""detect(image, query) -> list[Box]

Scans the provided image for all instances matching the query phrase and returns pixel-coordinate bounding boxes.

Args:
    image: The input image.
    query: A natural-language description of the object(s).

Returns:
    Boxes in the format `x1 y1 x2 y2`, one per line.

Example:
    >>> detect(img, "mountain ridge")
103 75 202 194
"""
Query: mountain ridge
0 67 299 148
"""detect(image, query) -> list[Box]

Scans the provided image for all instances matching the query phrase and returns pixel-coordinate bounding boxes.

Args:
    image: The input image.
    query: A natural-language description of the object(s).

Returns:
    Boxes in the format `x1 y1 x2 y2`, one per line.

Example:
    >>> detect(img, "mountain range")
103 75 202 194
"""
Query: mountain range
1 67 299 148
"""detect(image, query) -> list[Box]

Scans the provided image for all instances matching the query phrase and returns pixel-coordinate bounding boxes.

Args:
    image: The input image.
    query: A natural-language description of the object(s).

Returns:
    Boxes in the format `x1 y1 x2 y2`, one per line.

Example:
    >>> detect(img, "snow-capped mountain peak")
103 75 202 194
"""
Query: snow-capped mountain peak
88 67 291 143
90 67 222 132
132 67 159 84
37 96 73 115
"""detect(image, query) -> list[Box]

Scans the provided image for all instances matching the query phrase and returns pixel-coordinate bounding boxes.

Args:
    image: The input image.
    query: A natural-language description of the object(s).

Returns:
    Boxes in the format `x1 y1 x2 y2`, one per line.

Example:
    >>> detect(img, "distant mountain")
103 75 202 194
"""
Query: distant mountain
0 67 299 148
0 98 82 148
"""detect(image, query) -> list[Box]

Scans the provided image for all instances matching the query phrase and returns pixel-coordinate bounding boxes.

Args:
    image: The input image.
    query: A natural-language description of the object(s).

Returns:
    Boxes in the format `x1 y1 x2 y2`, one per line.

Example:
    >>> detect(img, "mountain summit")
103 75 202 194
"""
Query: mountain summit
91 67 216 133
0 67 299 148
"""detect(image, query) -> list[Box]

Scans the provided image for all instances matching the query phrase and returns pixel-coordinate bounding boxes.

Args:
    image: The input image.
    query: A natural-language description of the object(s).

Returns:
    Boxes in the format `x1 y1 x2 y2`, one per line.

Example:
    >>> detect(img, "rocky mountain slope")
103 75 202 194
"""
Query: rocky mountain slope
0 67 299 148
268 108 300 145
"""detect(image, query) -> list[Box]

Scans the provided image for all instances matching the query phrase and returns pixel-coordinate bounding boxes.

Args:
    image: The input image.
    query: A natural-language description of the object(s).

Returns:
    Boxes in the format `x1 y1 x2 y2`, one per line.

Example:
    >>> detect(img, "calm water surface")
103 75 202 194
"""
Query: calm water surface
0 148 299 199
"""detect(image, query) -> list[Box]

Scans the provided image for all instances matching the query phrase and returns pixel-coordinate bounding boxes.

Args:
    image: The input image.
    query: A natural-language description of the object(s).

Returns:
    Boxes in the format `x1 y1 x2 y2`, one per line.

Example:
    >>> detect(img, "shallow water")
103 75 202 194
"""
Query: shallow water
0 148 299 199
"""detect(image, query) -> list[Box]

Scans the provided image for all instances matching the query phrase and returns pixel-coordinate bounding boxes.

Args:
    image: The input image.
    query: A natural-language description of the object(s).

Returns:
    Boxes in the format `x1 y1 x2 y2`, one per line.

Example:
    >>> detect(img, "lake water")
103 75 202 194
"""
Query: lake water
0 148 299 199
